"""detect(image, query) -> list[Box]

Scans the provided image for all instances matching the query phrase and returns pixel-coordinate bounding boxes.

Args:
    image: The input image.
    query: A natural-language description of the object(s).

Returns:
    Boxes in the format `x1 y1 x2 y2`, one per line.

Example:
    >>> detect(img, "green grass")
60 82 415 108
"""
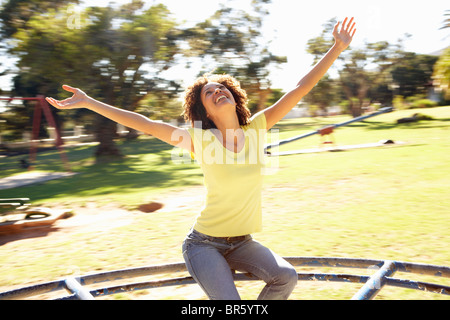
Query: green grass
0 106 449 300
0 138 204 207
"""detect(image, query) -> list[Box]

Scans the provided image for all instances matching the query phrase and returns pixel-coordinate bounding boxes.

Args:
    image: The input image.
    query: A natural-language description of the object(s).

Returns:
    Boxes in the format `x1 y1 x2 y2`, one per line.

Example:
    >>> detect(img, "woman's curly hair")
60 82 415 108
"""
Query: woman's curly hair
182 74 251 129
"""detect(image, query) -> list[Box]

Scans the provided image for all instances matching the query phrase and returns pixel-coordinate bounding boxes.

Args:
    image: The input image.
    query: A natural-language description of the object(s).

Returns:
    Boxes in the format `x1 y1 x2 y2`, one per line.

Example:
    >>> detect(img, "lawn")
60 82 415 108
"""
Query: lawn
0 106 449 300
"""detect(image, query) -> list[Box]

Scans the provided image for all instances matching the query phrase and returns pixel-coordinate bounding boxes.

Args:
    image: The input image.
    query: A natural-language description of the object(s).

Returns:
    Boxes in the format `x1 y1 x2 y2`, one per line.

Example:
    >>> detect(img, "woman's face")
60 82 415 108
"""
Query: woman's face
200 82 236 122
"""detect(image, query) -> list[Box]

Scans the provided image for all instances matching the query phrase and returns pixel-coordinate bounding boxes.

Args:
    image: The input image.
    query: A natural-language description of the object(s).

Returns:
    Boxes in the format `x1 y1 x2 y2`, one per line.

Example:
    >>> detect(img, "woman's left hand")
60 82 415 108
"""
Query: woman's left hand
333 17 356 51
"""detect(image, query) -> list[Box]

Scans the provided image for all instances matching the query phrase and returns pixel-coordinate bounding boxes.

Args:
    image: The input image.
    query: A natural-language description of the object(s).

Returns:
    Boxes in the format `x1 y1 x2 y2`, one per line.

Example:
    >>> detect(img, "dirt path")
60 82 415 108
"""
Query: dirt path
1 186 206 245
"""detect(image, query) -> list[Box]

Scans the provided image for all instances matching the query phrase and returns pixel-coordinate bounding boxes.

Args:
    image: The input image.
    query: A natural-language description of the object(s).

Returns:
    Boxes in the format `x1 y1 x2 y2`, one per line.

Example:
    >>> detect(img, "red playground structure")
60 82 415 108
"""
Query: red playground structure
0 96 71 172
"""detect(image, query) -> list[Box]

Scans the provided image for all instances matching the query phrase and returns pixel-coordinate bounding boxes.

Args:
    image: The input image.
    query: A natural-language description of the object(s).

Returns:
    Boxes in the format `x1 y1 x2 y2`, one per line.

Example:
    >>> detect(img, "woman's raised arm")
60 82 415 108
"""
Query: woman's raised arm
262 17 356 130
46 85 193 152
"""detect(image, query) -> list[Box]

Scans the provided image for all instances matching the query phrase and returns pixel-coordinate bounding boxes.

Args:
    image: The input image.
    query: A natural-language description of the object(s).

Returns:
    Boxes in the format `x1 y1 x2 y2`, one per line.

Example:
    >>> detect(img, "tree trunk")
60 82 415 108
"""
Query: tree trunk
257 88 271 112
125 127 140 140
350 101 363 118
93 115 123 163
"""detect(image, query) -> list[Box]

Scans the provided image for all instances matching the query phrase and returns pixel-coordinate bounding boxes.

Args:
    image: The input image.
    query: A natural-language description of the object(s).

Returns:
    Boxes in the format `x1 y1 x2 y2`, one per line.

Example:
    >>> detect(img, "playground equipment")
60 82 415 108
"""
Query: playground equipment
0 257 448 300
0 198 30 216
0 96 71 171
0 198 71 235
265 106 394 156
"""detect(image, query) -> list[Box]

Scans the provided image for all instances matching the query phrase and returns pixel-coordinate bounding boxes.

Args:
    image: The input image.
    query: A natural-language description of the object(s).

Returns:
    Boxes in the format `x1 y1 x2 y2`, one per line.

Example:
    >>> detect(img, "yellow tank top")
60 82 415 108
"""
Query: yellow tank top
187 113 267 237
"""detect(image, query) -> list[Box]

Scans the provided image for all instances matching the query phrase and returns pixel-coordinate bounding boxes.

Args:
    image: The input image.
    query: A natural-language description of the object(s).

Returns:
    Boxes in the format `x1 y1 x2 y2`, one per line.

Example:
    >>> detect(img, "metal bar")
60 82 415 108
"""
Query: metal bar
38 96 62 146
58 273 367 300
58 273 369 299
2 257 448 300
90 276 196 299
80 262 188 287
286 256 386 269
29 100 42 168
0 198 30 205
64 277 95 300
265 107 393 152
0 280 66 300
58 273 450 300
0 263 187 300
265 130 318 150
393 261 450 277
351 260 397 300
0 98 45 101
384 278 450 295
38 96 72 172
1 96 71 172
286 257 450 277
333 107 393 128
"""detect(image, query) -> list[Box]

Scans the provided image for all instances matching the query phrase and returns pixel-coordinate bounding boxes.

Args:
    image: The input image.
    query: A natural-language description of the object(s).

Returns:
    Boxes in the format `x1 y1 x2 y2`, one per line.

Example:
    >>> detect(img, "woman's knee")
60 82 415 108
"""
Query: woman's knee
278 264 298 287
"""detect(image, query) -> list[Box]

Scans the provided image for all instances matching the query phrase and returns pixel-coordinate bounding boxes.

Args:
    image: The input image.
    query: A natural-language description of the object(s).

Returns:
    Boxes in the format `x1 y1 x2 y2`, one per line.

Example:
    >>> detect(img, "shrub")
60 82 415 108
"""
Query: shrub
410 99 438 109
393 95 407 110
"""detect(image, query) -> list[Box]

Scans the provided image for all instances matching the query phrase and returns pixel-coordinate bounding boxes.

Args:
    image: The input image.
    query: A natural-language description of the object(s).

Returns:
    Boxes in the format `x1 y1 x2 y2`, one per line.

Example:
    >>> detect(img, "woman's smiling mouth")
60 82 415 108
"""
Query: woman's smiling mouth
215 95 227 104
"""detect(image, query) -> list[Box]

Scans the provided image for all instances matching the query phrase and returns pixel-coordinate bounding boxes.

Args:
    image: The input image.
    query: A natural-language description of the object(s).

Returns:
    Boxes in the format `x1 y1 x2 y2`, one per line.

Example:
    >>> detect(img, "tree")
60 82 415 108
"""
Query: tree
338 48 373 117
0 0 82 141
391 52 438 98
302 74 339 114
433 47 450 101
305 18 437 116
440 10 450 30
0 0 78 38
182 0 286 113
432 10 450 102
306 18 371 117
79 3 181 157
1 1 181 161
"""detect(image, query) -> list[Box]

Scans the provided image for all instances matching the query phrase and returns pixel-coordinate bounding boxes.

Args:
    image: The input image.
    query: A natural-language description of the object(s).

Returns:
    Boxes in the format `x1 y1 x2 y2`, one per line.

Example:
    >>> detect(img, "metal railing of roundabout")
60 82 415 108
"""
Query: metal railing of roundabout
1 257 449 300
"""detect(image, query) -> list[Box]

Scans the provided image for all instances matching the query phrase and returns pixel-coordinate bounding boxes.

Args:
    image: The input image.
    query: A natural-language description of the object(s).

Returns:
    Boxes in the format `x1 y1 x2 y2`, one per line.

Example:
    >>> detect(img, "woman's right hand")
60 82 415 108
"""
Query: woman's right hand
46 85 90 110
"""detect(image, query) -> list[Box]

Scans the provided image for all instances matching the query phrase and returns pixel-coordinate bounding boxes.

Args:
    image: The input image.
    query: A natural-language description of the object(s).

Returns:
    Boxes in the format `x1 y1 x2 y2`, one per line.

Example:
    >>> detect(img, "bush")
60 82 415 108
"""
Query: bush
410 99 438 109
394 95 439 109
393 95 407 110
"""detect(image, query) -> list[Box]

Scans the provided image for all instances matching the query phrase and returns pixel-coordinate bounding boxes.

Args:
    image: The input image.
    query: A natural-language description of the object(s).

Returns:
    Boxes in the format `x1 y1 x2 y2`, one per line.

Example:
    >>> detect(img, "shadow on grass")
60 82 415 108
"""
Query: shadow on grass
271 118 331 133
360 117 450 131
0 226 59 246
0 138 203 202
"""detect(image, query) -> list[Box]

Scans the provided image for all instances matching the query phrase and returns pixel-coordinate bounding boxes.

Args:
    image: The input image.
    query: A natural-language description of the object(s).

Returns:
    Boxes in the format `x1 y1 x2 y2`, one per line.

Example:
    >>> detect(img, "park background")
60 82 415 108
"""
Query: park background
0 0 449 299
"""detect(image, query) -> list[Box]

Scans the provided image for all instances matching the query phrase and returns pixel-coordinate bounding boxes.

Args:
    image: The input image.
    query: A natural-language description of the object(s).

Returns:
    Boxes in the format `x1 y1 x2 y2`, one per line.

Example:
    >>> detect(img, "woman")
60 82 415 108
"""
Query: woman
46 17 356 300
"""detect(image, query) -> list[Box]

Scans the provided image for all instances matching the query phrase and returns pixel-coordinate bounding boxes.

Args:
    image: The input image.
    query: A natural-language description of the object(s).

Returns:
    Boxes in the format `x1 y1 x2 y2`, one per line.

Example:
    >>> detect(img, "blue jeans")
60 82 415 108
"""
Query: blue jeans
182 229 298 300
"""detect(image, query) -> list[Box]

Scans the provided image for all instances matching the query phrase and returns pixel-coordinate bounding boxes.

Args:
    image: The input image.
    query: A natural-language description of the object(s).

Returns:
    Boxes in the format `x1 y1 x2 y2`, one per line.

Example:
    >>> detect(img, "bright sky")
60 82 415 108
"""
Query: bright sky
1 0 448 92
88 0 449 90
158 0 450 90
